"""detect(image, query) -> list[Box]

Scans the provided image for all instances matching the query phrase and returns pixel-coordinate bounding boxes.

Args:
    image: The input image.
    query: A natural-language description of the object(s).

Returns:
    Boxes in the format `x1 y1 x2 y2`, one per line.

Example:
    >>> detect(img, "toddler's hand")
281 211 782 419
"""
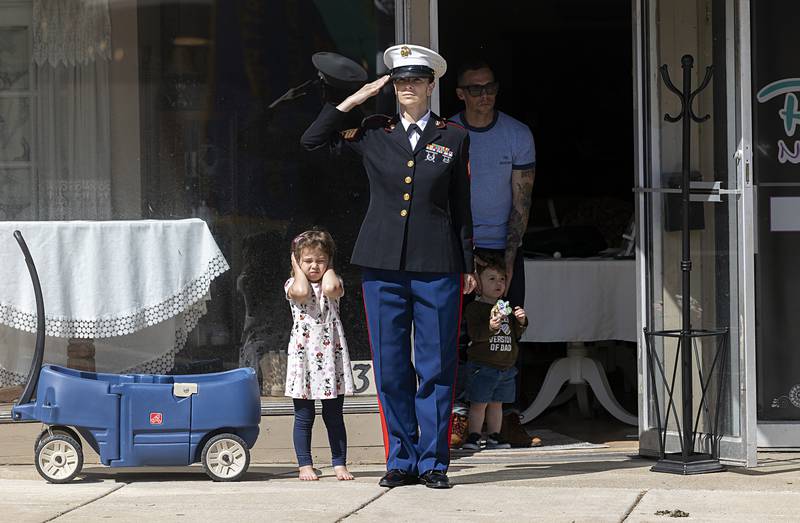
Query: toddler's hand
489 312 502 331
513 306 527 325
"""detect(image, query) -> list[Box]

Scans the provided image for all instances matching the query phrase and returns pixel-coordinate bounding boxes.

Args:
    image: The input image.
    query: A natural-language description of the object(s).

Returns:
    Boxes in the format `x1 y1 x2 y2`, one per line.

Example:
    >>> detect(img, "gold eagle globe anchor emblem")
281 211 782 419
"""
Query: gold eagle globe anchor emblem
400 46 411 57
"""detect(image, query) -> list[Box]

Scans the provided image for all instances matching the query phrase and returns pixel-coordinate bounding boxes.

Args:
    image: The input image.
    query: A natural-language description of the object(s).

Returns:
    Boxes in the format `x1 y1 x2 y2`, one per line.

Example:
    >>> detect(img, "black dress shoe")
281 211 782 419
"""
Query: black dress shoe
379 469 418 488
419 470 452 489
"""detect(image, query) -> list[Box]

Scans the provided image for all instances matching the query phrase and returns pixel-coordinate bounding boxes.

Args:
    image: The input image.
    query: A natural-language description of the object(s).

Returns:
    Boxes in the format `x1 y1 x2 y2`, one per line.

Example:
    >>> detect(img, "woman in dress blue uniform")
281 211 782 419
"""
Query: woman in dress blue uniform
301 44 476 489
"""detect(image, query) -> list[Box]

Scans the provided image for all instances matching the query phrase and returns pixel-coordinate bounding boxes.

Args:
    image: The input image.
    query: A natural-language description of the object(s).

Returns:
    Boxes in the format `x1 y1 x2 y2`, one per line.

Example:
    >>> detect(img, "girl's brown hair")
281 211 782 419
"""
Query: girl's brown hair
292 228 336 264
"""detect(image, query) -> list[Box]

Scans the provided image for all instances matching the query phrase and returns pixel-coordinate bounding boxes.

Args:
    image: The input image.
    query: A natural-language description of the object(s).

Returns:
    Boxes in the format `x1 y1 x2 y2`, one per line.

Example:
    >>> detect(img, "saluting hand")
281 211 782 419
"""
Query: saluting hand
337 75 391 112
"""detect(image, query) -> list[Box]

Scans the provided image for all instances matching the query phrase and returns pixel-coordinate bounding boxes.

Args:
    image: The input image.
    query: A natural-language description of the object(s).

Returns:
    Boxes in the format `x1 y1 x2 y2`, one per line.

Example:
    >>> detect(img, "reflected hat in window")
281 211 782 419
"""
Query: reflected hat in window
383 44 446 80
312 52 368 89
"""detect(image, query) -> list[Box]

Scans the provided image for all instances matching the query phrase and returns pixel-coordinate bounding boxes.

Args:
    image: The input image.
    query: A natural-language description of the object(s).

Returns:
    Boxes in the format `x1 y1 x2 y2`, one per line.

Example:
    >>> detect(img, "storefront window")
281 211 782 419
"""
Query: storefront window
0 0 395 402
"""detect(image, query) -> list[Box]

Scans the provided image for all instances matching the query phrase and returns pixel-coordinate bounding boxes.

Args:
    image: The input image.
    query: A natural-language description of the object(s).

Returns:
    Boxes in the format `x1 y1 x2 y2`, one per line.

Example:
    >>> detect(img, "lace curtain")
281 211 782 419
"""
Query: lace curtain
33 0 112 220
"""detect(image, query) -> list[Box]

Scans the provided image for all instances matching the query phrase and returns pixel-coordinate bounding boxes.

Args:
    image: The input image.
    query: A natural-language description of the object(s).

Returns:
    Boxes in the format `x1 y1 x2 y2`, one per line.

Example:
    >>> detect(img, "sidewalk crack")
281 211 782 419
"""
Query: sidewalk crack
337 489 389 522
45 481 127 522
620 489 648 522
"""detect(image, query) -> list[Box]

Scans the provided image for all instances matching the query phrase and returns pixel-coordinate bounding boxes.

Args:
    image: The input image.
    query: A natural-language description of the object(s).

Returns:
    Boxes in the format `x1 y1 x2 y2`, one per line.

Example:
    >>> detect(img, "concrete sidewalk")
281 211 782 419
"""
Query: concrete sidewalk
3 448 800 522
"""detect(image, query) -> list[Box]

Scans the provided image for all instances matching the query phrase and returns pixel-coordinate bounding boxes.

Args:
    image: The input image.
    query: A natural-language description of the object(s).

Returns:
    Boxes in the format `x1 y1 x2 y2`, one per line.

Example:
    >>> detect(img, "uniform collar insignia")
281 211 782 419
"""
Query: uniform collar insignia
386 114 401 131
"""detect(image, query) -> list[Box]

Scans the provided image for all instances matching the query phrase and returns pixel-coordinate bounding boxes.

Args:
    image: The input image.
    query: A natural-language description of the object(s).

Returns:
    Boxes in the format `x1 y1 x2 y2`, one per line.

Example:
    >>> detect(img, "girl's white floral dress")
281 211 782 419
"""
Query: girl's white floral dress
284 278 354 399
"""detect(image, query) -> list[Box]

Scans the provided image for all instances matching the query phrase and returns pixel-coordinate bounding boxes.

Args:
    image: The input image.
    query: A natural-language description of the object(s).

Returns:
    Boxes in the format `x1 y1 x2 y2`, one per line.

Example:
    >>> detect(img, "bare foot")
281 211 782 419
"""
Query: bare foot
298 465 319 481
334 465 354 481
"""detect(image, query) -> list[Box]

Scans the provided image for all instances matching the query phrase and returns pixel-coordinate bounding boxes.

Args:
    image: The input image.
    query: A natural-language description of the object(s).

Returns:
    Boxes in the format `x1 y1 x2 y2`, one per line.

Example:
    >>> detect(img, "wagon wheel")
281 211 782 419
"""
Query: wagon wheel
35 433 83 483
34 426 81 452
201 433 250 482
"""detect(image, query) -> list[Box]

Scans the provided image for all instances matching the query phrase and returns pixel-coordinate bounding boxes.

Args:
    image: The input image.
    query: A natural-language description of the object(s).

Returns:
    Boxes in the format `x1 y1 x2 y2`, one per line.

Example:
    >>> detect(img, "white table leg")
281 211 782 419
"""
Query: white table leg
518 357 570 423
518 344 638 426
580 356 638 426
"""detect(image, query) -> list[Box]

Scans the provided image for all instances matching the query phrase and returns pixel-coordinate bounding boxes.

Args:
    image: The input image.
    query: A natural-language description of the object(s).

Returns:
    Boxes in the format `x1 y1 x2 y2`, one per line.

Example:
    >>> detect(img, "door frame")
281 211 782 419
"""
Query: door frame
733 0 758 461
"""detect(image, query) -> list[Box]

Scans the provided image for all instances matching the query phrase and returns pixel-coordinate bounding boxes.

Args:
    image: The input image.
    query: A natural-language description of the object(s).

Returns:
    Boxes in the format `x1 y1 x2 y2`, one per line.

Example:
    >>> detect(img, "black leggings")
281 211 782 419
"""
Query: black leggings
292 396 347 467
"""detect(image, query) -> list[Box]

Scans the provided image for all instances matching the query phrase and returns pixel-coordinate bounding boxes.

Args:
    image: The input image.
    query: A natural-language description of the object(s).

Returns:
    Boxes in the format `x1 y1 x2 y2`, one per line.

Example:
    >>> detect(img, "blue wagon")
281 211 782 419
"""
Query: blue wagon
10 231 261 483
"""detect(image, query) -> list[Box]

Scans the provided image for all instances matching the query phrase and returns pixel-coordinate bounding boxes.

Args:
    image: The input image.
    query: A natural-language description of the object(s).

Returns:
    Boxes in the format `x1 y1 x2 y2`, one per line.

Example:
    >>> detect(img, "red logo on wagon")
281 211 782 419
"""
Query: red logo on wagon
149 412 163 425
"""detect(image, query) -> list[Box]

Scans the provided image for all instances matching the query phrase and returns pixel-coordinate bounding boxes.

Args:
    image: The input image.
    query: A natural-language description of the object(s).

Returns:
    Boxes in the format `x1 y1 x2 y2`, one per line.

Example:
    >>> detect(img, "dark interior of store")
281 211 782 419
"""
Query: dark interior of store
439 0 637 440
439 0 634 199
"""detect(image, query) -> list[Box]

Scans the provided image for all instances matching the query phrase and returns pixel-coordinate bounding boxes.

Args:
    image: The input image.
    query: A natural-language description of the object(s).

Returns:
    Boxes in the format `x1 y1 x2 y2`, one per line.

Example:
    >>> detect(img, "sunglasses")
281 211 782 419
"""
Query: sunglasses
458 82 499 96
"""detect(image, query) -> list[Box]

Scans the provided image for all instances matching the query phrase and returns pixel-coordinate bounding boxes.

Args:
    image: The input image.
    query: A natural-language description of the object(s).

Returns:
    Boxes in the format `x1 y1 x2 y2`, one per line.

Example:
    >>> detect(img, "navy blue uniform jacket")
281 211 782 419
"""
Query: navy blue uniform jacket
301 103 473 274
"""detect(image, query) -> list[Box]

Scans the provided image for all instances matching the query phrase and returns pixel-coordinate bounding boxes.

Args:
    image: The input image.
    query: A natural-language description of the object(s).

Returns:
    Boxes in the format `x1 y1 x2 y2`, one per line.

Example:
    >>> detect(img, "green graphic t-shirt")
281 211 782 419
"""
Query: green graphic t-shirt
464 300 527 370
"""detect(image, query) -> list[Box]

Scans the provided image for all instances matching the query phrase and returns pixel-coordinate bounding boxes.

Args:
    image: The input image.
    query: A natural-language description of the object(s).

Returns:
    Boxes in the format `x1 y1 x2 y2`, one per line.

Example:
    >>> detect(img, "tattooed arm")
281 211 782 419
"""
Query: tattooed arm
505 167 535 294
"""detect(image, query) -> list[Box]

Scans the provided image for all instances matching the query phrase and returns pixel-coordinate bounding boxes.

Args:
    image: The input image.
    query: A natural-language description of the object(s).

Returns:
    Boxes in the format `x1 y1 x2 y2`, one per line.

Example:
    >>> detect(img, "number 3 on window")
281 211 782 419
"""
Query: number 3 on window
352 363 372 394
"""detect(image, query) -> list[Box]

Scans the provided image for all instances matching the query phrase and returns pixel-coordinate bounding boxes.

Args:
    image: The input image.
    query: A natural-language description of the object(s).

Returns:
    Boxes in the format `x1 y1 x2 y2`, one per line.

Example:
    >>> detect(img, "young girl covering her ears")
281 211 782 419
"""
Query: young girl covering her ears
285 229 355 481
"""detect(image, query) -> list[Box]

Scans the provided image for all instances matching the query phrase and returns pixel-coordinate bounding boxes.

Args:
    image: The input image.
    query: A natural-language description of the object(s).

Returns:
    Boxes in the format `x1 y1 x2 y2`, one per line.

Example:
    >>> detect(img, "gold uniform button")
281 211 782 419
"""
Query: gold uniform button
400 209 408 217
404 176 412 184
403 193 411 201
407 160 414 167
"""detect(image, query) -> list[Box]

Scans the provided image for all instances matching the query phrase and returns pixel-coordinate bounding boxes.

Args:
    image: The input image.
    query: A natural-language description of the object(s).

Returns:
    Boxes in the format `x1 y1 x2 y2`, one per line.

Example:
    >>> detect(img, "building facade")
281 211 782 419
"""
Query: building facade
0 0 798 467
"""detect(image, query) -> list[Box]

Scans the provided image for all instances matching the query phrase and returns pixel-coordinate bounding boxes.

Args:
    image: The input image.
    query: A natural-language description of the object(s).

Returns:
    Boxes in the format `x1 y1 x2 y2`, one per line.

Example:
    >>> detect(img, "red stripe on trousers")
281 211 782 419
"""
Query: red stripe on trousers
446 276 465 454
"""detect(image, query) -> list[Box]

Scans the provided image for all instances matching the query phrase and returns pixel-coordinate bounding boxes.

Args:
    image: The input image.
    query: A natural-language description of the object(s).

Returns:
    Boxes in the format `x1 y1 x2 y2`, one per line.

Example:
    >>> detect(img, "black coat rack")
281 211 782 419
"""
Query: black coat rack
644 55 729 475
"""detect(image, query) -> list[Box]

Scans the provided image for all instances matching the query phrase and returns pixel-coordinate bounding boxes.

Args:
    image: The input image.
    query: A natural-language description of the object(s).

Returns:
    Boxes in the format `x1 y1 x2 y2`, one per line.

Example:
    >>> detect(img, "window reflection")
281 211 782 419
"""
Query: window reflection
141 1 395 395
0 0 395 400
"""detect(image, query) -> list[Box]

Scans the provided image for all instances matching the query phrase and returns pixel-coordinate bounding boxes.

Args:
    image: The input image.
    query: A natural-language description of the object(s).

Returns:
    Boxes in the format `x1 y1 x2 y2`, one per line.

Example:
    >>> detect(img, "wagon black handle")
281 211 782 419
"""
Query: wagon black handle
13 231 46 409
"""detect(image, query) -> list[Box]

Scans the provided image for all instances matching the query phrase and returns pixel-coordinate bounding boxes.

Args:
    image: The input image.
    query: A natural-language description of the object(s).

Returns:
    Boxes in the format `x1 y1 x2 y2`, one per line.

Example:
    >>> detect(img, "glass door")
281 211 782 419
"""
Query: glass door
634 0 757 466
752 1 800 447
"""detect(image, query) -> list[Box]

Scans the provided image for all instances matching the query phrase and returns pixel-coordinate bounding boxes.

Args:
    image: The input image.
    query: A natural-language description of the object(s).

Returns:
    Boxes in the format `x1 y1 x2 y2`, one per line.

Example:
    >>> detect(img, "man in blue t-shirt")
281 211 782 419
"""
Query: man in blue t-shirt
448 61 538 445
450 60 536 308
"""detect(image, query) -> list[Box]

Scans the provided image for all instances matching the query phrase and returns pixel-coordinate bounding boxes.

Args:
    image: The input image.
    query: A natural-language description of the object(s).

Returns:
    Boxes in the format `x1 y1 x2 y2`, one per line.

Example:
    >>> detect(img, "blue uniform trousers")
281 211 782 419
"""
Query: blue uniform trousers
362 268 462 475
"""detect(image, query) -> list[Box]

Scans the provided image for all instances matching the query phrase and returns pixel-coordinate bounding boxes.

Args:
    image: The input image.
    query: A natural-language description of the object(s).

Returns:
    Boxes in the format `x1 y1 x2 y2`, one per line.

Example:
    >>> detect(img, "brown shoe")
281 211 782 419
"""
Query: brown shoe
501 412 543 448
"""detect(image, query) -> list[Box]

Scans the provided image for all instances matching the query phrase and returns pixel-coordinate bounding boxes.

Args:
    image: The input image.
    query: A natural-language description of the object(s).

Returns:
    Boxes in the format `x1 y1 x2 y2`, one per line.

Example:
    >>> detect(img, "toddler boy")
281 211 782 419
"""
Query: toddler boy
461 260 528 450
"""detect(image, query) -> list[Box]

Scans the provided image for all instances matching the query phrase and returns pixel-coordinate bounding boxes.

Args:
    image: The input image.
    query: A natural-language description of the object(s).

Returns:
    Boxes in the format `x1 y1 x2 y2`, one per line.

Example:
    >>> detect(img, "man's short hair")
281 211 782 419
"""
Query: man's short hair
456 59 494 86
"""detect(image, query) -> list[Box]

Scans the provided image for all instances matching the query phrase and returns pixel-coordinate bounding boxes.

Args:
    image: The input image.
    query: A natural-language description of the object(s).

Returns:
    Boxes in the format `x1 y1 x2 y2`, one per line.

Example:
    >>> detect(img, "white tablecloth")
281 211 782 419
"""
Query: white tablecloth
0 219 229 386
521 257 636 342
